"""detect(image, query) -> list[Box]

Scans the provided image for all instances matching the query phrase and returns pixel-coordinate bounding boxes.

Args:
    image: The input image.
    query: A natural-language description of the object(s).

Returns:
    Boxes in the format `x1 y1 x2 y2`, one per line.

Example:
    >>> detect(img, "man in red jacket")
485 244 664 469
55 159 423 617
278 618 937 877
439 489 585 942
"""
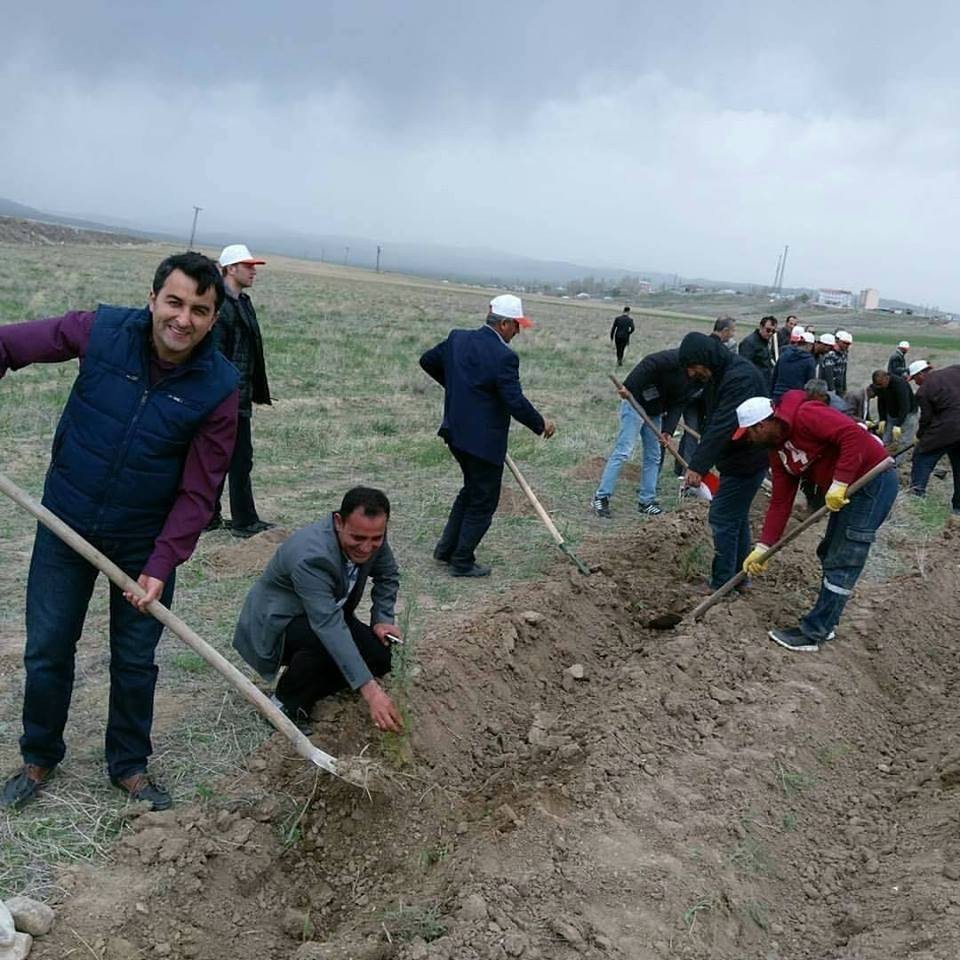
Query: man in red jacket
735 390 896 652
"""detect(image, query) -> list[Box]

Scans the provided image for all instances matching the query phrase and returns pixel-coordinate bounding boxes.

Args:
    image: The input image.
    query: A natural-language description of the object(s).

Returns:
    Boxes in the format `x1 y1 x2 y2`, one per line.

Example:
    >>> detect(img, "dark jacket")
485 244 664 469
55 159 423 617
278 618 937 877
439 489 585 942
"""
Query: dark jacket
622 349 697 417
738 330 774 388
887 348 908 379
874 374 917 422
419 326 545 464
215 291 271 411
916 365 960 453
43 305 239 539
233 514 398 687
679 332 769 477
610 313 635 342
816 350 840 392
770 345 816 401
776 326 794 350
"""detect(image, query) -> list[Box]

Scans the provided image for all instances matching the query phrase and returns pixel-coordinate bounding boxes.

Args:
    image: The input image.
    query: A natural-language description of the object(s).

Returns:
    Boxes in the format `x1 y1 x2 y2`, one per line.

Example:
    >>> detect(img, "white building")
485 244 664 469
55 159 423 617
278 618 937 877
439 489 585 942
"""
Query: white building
817 288 855 309
859 288 880 310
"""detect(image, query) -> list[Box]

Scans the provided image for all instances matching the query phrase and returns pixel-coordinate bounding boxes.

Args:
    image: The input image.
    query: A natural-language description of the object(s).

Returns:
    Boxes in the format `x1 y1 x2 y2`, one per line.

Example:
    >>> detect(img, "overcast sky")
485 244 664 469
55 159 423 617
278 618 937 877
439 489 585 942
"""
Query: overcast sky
3 1 959 307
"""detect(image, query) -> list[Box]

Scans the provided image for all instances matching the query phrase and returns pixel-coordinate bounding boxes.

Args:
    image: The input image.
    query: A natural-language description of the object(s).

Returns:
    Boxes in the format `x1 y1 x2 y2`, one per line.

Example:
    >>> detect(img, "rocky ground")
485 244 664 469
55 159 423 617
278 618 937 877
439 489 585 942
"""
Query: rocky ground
18 493 960 960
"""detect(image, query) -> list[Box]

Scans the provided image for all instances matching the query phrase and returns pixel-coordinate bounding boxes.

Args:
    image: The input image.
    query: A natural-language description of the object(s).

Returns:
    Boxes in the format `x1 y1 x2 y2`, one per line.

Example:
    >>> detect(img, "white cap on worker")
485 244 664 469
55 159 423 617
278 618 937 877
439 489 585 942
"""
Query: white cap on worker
802 331 815 343
789 324 806 341
732 396 774 440
836 330 853 344
489 294 533 328
819 333 836 346
898 340 910 350
907 359 931 379
219 244 266 267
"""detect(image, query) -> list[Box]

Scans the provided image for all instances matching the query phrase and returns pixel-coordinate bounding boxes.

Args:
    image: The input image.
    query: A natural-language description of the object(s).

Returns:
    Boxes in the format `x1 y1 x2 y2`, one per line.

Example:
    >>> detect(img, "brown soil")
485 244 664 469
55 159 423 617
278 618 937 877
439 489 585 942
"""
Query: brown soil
28 514 960 960
201 527 293 576
568 456 641 483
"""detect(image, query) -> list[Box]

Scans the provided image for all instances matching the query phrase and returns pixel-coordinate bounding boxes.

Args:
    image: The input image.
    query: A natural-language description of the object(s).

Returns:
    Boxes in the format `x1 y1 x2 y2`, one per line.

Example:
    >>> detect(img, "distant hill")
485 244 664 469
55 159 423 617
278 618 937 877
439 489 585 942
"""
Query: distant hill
0 216 147 246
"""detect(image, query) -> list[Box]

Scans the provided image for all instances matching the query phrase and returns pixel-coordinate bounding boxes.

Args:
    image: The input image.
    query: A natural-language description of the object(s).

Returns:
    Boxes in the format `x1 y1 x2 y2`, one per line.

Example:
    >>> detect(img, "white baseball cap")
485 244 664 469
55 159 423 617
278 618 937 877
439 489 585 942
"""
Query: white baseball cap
836 330 853 344
732 396 774 440
489 294 532 327
219 244 266 267
907 359 931 379
789 325 806 341
898 340 910 350
802 331 816 344
819 333 837 346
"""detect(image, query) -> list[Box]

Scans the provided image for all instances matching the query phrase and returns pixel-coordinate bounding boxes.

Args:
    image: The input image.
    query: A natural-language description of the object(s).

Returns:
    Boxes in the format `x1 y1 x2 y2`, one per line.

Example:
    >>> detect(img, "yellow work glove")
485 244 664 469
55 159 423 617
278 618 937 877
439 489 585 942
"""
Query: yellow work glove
892 425 902 441
825 481 850 512
875 420 886 435
742 544 771 576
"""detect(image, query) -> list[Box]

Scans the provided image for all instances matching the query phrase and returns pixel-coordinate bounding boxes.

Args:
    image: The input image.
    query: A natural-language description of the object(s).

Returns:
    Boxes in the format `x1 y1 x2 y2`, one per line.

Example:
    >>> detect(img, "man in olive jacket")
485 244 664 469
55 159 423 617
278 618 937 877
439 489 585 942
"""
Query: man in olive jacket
233 487 403 734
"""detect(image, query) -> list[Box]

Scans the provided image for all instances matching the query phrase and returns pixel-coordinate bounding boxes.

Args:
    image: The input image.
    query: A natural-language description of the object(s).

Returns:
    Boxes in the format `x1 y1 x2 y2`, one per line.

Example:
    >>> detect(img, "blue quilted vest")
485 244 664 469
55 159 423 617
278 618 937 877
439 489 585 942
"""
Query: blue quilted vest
42 305 239 539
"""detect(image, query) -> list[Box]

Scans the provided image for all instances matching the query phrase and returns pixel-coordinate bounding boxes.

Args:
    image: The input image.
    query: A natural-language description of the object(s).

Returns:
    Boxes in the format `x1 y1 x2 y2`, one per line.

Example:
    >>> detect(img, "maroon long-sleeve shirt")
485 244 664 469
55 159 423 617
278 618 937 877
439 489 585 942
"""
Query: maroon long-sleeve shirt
0 310 239 582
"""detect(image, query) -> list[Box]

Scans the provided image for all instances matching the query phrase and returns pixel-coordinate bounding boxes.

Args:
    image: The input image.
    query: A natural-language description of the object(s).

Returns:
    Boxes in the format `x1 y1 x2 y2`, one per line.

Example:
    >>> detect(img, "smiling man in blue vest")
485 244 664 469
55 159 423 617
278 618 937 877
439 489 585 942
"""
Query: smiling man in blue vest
0 252 239 811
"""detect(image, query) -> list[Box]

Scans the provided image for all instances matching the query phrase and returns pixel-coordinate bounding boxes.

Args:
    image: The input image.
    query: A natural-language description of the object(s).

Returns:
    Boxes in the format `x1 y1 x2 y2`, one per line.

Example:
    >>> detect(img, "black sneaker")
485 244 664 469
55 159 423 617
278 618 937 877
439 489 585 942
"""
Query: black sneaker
768 627 820 653
112 772 172 811
269 694 314 735
450 563 492 578
591 496 611 519
638 502 663 516
0 764 52 810
230 520 276 539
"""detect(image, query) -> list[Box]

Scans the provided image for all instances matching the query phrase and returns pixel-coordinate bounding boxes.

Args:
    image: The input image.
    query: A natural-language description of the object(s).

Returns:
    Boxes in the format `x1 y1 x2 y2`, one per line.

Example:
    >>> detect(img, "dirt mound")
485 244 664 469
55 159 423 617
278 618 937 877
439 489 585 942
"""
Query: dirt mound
200 527 292 577
28 514 960 960
568 456 640 483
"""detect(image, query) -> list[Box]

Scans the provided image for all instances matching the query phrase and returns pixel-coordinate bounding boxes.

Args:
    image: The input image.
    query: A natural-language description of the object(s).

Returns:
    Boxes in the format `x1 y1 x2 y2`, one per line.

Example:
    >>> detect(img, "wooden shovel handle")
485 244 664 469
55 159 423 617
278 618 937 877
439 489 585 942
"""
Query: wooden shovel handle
504 453 564 546
0 472 340 777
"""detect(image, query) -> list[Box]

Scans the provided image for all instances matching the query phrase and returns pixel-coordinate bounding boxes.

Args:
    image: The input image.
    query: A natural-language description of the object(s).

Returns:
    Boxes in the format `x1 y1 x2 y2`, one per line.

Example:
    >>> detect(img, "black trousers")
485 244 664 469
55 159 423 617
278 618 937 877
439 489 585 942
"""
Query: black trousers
435 445 504 571
213 413 260 528
275 614 392 714
614 337 629 366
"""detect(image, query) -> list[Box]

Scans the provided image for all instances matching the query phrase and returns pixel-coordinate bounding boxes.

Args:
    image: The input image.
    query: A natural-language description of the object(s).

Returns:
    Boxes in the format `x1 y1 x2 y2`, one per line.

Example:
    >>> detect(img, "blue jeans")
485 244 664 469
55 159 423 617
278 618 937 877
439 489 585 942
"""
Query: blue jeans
595 402 662 505
21 523 176 780
910 442 960 510
707 469 766 589
800 469 898 640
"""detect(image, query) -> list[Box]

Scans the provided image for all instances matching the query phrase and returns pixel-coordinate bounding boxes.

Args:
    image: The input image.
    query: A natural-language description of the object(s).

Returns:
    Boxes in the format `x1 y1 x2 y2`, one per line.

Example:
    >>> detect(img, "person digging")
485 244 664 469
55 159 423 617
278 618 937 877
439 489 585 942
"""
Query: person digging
735 391 897 652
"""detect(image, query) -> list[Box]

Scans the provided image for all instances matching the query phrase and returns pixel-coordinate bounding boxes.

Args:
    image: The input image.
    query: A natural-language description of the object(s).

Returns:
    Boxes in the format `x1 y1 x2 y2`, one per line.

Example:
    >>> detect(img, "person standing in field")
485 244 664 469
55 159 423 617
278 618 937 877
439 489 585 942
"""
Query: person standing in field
770 328 816 402
419 294 556 577
610 306 635 367
908 360 960 514
233 487 403 735
0 253 239 811
888 341 910 379
210 243 275 538
776 315 799 352
738 315 777 392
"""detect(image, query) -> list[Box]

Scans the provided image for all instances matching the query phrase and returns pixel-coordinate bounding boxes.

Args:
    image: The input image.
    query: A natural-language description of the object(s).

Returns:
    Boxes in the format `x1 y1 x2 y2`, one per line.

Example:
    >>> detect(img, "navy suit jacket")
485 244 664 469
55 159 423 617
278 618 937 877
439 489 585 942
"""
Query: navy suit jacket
419 326 545 464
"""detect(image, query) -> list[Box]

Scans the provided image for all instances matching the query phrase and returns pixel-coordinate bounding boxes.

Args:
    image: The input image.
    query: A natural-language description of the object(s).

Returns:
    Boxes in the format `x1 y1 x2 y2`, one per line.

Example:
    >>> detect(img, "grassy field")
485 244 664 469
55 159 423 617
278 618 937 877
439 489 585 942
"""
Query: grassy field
0 241 958 897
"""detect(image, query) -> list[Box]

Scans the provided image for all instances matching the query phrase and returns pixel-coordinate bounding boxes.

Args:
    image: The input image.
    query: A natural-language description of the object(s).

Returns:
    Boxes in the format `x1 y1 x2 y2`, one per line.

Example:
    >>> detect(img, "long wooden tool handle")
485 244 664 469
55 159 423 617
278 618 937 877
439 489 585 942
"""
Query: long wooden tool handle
690 455 895 620
680 422 701 442
0 472 340 777
609 374 689 470
504 453 564 546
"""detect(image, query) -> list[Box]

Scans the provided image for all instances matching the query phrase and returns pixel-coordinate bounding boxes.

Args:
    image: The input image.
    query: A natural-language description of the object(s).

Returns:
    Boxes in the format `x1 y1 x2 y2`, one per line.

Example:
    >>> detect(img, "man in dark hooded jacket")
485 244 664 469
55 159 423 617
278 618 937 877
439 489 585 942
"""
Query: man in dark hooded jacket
770 332 817 402
678 332 769 590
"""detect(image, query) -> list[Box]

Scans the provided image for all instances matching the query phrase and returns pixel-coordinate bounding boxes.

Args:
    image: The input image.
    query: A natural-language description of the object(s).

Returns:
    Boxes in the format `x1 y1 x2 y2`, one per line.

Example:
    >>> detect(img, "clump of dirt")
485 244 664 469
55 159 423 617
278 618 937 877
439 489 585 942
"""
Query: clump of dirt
200 527 292 577
27 513 960 960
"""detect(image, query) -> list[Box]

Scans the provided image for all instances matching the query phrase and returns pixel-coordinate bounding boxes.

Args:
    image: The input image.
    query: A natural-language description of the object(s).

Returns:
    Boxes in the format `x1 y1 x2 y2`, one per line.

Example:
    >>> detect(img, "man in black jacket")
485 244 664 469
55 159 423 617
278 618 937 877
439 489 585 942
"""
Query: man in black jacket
776 315 799 351
610 306 635 367
871 370 918 446
738 316 777 392
212 244 275 538
679 332 769 589
888 341 910 379
593 349 697 517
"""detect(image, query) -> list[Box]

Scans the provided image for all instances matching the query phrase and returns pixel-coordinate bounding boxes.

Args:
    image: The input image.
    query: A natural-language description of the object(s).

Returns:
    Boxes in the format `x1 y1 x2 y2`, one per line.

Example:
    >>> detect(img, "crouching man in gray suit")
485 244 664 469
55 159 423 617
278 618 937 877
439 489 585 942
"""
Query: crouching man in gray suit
233 486 404 734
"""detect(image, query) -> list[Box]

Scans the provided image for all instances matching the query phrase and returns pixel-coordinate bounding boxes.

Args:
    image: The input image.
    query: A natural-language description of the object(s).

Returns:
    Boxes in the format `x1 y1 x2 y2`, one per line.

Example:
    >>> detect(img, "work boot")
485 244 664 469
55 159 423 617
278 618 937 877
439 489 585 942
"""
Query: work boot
0 764 52 810
768 627 820 653
231 520 276 539
450 563 492 578
112 772 173 811
591 495 611 519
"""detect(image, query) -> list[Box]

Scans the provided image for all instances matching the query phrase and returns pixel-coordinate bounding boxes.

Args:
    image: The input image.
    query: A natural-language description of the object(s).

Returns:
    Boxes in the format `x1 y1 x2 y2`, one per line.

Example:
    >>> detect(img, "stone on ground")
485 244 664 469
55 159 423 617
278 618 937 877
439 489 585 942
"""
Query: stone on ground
5 897 54 937
0 932 33 960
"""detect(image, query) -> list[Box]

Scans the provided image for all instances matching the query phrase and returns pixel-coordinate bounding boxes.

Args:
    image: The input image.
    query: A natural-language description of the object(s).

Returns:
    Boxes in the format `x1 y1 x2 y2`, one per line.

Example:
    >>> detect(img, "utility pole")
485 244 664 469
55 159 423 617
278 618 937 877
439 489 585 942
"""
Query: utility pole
772 253 783 291
344 245 350 266
376 244 382 273
778 244 789 294
187 206 202 250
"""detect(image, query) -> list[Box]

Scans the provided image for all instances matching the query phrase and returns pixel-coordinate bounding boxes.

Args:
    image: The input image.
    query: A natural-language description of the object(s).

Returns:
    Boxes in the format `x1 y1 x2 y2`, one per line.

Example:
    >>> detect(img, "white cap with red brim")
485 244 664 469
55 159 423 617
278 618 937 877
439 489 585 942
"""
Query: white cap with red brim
908 360 931 379
490 294 533 328
898 340 910 350
836 330 853 343
819 333 836 346
219 244 266 267
790 325 806 341
732 396 774 440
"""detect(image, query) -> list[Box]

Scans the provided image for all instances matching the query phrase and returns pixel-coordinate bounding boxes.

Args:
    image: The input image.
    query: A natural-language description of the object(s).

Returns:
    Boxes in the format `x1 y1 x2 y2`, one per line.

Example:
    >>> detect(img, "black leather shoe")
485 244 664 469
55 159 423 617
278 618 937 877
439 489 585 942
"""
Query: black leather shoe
450 563 492 578
0 765 52 810
112 772 173 811
230 520 276 539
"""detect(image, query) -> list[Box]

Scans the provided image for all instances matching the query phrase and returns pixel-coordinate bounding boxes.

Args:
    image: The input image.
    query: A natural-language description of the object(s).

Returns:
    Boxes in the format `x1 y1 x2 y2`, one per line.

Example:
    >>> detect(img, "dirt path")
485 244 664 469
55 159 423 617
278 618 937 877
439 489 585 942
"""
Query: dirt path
21 509 960 960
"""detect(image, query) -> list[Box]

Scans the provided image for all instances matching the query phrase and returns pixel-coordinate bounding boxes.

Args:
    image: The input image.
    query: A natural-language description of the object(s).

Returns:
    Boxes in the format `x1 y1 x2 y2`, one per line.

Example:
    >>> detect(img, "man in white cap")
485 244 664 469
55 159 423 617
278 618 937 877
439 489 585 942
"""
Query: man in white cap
212 244 275 538
735 390 896 652
813 333 837 389
888 341 910 379
908 360 960 513
833 330 854 393
419 295 556 576
770 328 815 402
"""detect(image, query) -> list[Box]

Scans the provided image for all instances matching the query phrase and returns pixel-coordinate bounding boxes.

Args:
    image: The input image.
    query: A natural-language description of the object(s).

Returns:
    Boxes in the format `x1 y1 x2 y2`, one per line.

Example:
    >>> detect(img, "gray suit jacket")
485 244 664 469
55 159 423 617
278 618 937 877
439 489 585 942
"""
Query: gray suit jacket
232 514 399 689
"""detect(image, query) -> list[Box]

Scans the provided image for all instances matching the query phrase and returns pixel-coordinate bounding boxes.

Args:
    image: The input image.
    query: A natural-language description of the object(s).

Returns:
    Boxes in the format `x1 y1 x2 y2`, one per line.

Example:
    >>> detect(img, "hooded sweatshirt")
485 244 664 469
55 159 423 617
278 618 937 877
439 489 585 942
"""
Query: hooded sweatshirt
758 389 890 546
679 332 769 477
770 344 817 401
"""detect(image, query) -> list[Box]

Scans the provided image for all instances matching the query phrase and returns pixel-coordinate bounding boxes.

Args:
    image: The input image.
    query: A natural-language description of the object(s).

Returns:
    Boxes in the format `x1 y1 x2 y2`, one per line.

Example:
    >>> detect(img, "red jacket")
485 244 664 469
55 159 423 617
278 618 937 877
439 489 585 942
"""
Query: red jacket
760 390 889 545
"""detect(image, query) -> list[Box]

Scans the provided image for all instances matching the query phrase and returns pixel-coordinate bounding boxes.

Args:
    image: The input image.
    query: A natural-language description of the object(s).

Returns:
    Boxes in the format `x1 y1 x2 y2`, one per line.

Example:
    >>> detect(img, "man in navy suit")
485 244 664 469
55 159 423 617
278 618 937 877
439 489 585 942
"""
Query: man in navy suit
420 295 556 577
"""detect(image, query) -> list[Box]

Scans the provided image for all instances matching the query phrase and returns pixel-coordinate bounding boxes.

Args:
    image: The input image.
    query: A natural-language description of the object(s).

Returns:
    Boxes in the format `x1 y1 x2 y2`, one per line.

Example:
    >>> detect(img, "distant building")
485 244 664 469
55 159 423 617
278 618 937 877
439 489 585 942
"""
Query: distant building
817 288 855 309
637 280 653 294
859 288 880 310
